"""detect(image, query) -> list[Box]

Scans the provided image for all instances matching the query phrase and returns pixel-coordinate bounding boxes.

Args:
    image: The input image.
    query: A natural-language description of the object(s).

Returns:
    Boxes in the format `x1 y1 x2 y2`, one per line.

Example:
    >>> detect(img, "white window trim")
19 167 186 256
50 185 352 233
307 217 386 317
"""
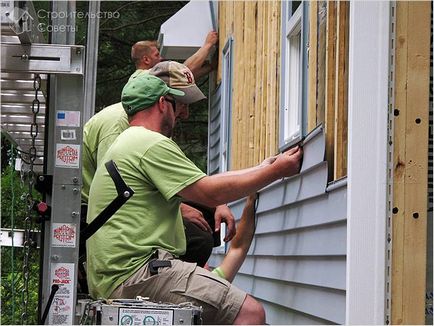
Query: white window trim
280 3 304 150
220 37 233 173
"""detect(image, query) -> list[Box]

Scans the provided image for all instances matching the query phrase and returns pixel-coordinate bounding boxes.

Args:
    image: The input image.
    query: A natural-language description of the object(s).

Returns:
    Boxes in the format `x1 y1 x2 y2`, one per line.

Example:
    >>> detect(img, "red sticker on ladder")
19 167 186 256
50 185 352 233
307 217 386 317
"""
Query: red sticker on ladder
52 223 76 248
55 144 80 168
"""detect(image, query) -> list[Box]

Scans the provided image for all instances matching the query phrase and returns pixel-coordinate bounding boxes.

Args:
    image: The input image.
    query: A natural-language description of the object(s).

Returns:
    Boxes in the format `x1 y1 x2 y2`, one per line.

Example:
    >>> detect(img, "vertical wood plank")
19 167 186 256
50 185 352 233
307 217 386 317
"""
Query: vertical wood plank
317 1 327 125
392 3 408 323
245 1 256 167
325 1 337 181
259 1 269 163
333 1 349 179
267 1 279 156
308 1 318 132
265 0 273 155
392 1 431 324
233 1 245 170
253 1 263 165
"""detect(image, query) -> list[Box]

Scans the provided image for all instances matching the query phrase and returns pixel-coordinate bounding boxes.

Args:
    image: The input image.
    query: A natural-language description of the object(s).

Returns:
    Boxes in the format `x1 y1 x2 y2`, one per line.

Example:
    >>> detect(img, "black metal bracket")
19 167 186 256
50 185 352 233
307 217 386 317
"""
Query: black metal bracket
35 174 53 196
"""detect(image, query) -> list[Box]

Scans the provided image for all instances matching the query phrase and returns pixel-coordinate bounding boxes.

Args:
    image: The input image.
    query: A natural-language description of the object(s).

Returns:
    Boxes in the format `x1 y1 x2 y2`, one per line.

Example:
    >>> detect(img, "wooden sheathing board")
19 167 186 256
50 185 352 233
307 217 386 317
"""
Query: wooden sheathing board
333 1 349 180
266 1 280 160
392 2 431 324
218 1 280 170
308 1 318 132
317 1 327 126
217 1 234 83
309 1 348 181
259 1 270 166
253 1 265 166
325 1 337 181
233 1 244 170
245 2 257 168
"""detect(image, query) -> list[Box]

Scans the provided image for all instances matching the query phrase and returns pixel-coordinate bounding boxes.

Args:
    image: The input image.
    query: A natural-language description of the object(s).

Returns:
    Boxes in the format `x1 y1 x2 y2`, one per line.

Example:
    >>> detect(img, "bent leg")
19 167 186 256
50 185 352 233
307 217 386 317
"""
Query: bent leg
111 250 247 324
233 294 266 325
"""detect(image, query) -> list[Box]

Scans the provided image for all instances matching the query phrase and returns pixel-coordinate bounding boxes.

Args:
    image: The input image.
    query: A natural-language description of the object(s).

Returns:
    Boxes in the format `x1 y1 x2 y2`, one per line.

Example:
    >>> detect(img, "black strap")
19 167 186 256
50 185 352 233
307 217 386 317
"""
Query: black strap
80 160 134 245
149 260 172 275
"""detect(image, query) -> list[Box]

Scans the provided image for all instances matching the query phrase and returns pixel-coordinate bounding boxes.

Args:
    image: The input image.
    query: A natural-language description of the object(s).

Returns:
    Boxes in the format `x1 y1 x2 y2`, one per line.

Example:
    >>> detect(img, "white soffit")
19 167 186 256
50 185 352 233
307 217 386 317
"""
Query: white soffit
158 1 214 60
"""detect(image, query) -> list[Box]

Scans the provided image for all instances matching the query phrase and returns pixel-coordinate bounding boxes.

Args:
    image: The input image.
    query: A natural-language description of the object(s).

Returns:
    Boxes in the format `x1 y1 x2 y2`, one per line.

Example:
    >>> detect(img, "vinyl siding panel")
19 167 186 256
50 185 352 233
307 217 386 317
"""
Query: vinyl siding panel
208 84 221 175
209 129 347 324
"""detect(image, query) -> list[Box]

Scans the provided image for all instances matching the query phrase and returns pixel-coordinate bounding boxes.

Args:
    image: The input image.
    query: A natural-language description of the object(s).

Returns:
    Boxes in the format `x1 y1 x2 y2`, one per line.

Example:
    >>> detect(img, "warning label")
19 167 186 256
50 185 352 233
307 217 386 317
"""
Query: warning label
49 263 75 325
56 110 80 127
52 223 76 248
55 144 80 168
119 308 174 325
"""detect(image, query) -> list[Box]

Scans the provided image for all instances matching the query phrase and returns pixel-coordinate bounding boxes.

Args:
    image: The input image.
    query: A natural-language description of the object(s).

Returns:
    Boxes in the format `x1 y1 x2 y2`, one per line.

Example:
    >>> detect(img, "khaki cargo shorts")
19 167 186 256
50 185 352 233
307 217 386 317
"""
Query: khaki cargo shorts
111 249 246 324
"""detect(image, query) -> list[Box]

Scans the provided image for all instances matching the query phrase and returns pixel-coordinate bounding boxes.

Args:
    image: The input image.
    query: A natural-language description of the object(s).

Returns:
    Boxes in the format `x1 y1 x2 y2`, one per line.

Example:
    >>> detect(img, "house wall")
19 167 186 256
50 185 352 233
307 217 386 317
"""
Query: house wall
218 1 281 170
210 0 431 324
211 1 350 324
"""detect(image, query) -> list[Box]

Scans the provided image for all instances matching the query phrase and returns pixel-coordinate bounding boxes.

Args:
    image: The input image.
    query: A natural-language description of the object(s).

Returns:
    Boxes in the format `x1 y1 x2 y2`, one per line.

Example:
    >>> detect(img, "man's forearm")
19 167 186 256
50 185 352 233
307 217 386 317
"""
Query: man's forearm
179 164 280 207
183 43 213 79
179 146 302 208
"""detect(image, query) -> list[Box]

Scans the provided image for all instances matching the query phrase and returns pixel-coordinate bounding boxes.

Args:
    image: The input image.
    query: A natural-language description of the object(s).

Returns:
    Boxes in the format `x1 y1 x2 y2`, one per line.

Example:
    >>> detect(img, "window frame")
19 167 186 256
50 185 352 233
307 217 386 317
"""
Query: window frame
220 36 234 173
279 1 309 151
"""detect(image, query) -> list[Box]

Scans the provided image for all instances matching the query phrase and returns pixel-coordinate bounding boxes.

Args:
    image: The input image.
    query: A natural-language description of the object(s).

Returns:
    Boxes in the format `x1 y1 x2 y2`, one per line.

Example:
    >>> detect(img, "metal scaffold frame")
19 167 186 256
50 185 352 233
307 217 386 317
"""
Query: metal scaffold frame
1 0 100 324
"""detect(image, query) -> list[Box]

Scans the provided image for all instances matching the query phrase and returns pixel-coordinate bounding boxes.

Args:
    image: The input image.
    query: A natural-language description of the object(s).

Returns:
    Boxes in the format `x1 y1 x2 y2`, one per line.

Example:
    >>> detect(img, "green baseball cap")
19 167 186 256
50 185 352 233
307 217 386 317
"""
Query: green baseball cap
121 74 185 116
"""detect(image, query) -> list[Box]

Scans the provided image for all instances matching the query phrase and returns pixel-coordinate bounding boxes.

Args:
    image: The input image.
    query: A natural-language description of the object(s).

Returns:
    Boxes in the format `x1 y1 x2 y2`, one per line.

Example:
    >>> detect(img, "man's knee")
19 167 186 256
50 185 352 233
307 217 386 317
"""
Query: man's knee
233 294 265 325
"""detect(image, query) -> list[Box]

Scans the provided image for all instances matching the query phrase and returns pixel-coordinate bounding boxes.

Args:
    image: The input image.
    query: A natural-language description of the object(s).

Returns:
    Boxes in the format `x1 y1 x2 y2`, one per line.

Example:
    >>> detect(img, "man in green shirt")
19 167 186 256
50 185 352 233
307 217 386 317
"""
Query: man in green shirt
87 72 303 324
82 33 234 267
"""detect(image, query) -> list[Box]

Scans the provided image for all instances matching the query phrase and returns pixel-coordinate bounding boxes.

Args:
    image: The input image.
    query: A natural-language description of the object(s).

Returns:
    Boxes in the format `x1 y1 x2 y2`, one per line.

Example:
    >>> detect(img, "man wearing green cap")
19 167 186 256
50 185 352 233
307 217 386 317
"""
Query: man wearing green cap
81 36 235 267
86 73 303 324
82 62 235 268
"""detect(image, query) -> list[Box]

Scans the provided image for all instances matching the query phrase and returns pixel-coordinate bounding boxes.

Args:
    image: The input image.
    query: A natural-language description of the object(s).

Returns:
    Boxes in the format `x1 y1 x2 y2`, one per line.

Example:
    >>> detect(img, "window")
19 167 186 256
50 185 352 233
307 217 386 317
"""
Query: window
280 1 307 150
220 37 233 172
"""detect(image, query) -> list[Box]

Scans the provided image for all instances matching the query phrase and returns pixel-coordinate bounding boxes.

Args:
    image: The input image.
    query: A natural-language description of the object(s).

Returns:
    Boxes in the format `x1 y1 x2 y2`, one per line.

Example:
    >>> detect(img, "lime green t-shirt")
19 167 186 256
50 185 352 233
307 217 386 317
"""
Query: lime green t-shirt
82 103 129 202
86 127 206 299
82 69 148 202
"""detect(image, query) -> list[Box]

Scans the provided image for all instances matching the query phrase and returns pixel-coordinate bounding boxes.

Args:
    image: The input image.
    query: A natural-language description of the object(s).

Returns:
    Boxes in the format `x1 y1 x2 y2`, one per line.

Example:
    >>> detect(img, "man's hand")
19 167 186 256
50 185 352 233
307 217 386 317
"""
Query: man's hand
260 155 278 167
205 31 218 48
180 203 212 233
214 205 236 242
273 146 303 178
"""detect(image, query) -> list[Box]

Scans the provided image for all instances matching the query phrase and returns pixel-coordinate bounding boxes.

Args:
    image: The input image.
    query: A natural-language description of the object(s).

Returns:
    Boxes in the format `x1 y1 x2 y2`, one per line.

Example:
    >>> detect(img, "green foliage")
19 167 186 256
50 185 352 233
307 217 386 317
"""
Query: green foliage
1 138 41 324
1 248 40 325
1 166 30 229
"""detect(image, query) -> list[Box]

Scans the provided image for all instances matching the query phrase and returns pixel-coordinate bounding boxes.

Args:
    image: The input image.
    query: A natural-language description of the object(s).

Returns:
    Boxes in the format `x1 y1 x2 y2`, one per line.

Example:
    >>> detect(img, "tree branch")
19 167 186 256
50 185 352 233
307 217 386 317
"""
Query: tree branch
99 1 142 28
100 32 132 47
100 13 173 32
